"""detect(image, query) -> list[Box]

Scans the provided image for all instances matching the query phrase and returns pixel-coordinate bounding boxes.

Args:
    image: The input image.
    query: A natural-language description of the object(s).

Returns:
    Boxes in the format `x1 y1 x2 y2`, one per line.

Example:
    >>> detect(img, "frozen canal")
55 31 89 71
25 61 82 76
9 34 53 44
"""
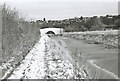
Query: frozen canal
51 36 118 79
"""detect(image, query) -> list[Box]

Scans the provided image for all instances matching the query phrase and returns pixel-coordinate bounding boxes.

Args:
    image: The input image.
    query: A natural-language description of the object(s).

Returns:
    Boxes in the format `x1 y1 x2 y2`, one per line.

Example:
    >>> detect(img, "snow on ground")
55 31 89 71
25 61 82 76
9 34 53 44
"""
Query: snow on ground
63 30 118 48
7 35 85 79
0 57 15 79
43 36 85 79
64 30 118 35
8 35 48 79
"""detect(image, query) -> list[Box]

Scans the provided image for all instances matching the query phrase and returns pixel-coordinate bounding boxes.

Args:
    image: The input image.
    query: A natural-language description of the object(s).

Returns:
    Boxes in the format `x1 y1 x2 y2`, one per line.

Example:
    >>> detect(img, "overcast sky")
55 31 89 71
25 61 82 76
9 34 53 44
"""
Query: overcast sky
1 0 119 20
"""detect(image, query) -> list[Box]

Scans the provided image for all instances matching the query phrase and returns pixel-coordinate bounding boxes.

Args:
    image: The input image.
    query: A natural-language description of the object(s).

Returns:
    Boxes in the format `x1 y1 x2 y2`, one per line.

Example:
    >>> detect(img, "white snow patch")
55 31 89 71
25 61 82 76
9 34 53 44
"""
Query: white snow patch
64 30 118 35
8 35 49 79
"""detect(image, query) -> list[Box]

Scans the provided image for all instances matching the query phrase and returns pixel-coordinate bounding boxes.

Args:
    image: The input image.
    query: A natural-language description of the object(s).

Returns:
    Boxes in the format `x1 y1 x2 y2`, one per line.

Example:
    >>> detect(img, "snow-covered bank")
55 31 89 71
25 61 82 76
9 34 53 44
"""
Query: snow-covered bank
63 30 118 48
44 36 86 79
8 36 49 79
63 30 118 35
2 35 86 79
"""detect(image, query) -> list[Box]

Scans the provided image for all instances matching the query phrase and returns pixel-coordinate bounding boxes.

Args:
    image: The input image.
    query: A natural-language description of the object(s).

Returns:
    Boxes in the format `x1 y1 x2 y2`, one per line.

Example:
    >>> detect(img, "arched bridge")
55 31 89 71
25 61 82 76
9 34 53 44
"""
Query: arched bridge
40 28 64 36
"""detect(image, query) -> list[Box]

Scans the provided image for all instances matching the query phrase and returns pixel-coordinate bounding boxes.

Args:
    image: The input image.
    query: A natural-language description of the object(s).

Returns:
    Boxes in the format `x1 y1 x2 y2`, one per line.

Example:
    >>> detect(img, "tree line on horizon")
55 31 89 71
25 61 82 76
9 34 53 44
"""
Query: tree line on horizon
36 15 120 32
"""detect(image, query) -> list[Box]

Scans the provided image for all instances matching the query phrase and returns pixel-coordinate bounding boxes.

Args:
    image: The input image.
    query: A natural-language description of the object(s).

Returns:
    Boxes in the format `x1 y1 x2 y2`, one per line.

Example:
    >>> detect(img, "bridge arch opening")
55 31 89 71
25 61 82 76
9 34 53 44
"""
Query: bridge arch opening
46 31 55 35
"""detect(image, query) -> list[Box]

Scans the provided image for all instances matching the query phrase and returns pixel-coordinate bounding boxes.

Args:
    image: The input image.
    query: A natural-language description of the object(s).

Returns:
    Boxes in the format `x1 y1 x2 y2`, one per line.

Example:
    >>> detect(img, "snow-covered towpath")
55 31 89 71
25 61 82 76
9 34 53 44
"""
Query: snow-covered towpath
8 35 84 79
